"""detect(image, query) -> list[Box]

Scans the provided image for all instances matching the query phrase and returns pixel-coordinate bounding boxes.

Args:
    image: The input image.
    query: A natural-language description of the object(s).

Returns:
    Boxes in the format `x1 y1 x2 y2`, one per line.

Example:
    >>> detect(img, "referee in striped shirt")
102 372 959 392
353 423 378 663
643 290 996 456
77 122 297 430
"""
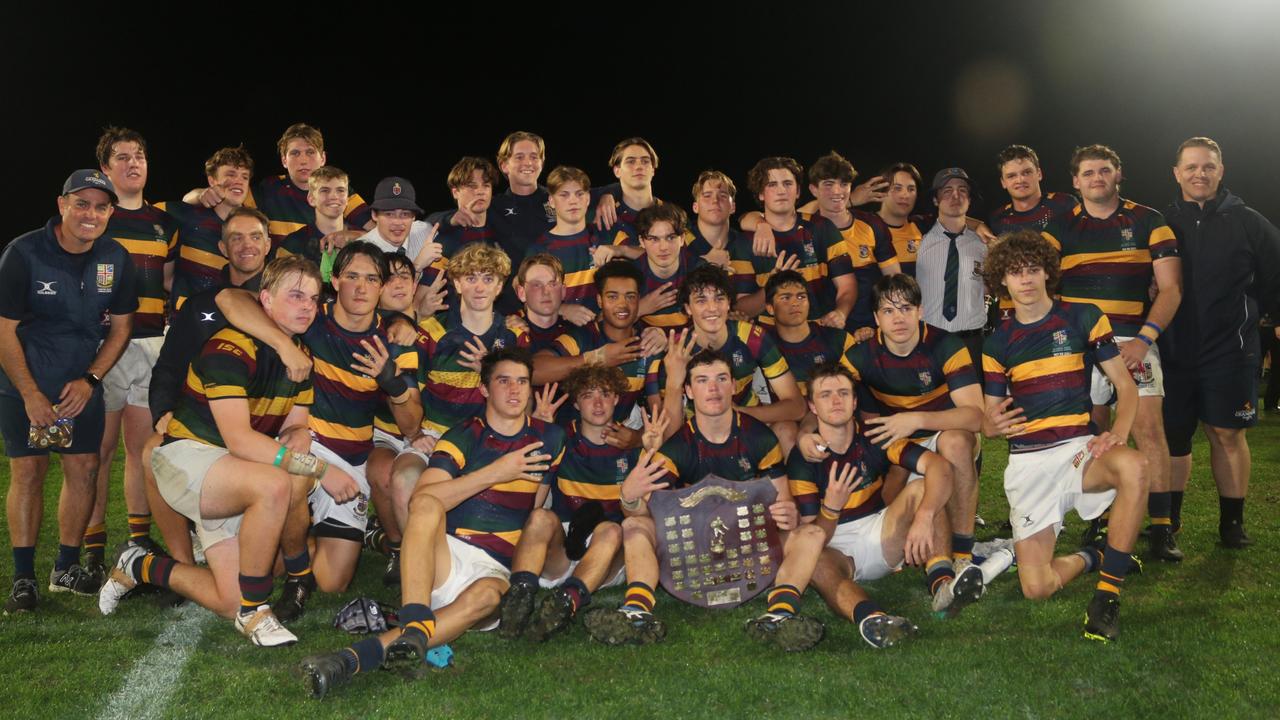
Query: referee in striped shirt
916 168 988 368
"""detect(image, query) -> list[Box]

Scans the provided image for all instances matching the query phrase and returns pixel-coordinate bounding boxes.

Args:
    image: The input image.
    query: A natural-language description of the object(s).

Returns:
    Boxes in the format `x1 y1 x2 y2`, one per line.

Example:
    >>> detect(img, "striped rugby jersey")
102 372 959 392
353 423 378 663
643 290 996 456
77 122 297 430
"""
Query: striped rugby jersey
1041 199 1178 336
821 209 897 331
552 420 636 522
644 319 790 407
429 415 567 567
520 309 572 355
687 226 758 296
787 431 925 523
164 327 312 448
988 193 1081 319
249 175 372 246
104 203 177 338
416 308 530 435
552 320 650 423
884 213 934 277
654 411 784 488
158 201 225 314
303 303 415 465
527 228 605 312
989 192 1079 235
637 253 692 329
277 221 361 265
422 222 501 311
764 322 858 397
750 214 853 321
982 301 1119 453
844 323 979 438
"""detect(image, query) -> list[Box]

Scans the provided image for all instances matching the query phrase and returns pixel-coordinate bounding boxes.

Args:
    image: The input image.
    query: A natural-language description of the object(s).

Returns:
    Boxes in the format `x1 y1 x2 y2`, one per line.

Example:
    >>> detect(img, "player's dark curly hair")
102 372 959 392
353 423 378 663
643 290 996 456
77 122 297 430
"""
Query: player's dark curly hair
747 156 804 200
594 259 643 295
564 364 628 400
983 229 1061 300
678 263 735 309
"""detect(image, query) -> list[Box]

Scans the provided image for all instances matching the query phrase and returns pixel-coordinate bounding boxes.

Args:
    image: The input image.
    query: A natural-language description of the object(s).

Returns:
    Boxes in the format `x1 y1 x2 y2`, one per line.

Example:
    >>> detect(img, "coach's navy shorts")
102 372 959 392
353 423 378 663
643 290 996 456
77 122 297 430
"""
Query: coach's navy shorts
1163 364 1258 456
0 390 106 457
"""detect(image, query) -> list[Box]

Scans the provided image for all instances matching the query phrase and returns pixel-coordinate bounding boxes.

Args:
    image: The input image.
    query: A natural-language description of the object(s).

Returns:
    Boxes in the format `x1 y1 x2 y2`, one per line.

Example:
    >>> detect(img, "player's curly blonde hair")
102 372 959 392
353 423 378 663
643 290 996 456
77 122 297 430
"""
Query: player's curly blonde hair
983 229 1061 300
564 364 628 400
448 242 511 281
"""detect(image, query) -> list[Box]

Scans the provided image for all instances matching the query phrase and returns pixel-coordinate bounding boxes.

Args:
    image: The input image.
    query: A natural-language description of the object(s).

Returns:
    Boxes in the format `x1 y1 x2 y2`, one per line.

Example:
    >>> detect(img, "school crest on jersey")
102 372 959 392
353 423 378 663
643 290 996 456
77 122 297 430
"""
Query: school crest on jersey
96 264 114 291
918 370 933 387
492 337 506 350
1052 329 1071 356
802 239 817 263
152 223 166 239
858 244 870 259
1119 227 1135 250
907 240 919 253
614 456 631 483
732 350 745 367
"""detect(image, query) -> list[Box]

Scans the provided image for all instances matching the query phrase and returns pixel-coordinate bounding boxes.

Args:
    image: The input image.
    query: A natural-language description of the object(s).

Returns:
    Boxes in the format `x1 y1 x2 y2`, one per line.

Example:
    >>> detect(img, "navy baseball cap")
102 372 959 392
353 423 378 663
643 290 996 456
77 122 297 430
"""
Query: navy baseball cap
62 169 118 203
370 176 423 215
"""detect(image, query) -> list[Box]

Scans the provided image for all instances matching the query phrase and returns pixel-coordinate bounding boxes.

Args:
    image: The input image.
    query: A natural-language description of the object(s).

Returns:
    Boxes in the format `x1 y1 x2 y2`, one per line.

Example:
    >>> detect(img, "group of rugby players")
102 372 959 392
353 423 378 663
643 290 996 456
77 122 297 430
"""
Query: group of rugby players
2 123 1276 700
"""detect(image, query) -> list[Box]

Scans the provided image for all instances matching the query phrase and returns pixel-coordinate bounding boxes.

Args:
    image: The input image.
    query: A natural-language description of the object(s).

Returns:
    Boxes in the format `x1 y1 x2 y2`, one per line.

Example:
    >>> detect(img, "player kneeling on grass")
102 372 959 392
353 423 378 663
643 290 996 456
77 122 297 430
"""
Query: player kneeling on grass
791 362 984 649
299 348 566 699
495 364 632 641
981 230 1148 643
582 350 830 651
99 257 362 647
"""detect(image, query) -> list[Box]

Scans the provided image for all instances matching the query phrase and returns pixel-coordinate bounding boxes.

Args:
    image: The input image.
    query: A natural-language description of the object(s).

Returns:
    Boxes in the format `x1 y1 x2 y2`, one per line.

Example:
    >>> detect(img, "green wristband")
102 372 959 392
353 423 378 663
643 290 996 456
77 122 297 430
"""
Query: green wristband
273 446 288 467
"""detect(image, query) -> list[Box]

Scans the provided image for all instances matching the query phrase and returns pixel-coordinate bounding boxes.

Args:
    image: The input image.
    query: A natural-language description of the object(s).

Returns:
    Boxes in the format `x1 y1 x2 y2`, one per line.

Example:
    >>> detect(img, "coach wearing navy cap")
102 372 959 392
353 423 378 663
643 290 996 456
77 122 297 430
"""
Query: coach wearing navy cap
0 169 138 612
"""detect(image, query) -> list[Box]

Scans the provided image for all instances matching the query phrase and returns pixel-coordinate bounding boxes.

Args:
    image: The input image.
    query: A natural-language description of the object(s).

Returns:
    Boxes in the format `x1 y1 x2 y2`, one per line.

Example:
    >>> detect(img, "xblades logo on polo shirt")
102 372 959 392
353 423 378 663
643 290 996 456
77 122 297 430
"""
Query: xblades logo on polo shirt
36 281 57 295
200 312 217 322
504 208 517 217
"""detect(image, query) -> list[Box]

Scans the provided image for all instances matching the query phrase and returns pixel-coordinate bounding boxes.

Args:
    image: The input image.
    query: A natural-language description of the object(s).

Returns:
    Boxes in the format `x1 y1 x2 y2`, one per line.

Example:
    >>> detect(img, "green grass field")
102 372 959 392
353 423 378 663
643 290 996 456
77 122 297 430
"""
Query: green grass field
2 418 1277 719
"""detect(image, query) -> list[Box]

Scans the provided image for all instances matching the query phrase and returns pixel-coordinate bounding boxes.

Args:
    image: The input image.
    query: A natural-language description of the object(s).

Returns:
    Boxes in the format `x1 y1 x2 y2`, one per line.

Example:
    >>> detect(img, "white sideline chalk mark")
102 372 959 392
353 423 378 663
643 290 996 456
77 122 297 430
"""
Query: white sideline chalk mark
101 603 212 720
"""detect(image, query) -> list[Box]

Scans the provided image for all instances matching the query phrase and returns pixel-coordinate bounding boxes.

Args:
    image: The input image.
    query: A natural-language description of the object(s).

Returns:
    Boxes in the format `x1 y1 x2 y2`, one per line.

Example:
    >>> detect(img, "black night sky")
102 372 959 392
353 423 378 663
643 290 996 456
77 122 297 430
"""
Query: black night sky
5 0 1279 241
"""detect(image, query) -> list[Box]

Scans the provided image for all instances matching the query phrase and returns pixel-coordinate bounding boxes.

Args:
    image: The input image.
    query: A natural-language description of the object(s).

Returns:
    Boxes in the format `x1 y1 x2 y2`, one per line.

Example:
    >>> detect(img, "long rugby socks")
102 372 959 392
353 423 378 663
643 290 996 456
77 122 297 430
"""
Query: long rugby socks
562 577 591 614
1148 492 1172 530
127 513 152 542
133 553 177 588
1094 544 1131 600
622 582 656 613
13 547 35 580
341 637 387 675
853 599 885 625
766 584 802 617
238 573 274 616
400 603 437 645
82 524 107 559
952 534 975 564
283 549 313 582
924 557 955 596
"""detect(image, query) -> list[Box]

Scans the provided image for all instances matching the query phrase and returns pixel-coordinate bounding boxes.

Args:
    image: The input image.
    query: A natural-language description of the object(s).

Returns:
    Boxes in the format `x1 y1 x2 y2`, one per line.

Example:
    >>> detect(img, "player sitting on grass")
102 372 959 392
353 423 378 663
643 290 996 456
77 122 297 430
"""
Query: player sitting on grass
832 273 988 572
981 230 1148 643
298 348 565 698
583 350 829 651
99 257 360 647
215 242 421 622
650 264 806 453
789 362 984 649
495 364 634 641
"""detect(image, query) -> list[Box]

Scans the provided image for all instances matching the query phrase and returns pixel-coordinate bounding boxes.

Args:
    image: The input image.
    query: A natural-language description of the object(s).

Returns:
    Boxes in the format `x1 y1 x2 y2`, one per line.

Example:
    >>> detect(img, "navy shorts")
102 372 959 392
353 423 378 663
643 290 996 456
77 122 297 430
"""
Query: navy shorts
1162 365 1259 456
0 390 106 458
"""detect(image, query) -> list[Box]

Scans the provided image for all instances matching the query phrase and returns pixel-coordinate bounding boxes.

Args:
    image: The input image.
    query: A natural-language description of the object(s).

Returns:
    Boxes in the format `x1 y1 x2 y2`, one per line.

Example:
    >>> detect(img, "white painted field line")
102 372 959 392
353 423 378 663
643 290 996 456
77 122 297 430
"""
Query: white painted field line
101 602 213 720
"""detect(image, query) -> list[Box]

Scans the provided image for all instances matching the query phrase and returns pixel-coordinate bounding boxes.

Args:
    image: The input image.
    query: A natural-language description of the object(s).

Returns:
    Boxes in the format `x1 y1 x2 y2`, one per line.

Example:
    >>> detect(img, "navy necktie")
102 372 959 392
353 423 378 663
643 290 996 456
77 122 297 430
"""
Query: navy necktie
943 232 960 321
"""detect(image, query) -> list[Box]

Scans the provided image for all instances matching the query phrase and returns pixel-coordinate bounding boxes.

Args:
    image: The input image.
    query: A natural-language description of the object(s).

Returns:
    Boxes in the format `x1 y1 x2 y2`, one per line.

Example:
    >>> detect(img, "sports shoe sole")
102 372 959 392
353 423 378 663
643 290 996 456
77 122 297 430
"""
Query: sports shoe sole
497 584 537 640
859 614 918 649
746 615 825 652
526 593 574 642
300 654 351 699
582 608 665 645
942 565 985 618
